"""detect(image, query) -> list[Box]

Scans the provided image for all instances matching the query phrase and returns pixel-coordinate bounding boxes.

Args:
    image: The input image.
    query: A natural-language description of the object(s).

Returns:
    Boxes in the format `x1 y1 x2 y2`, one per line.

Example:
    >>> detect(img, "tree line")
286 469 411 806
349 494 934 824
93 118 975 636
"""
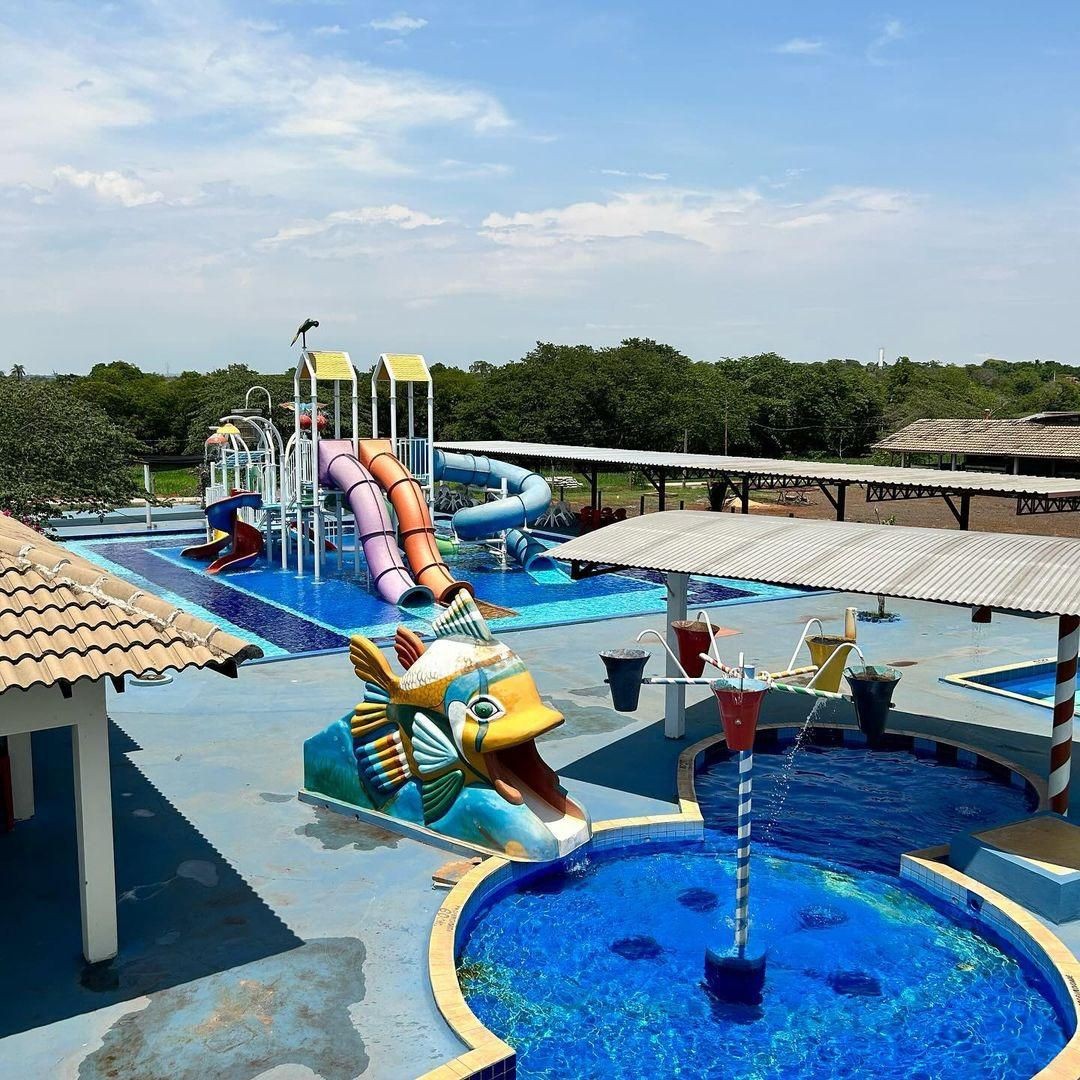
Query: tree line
3 342 1078 525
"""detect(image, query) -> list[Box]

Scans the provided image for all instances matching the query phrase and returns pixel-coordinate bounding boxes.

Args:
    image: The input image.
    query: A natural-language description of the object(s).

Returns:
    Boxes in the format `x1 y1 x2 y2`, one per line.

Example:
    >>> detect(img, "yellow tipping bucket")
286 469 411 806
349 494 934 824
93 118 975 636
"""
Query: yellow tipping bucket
806 635 856 693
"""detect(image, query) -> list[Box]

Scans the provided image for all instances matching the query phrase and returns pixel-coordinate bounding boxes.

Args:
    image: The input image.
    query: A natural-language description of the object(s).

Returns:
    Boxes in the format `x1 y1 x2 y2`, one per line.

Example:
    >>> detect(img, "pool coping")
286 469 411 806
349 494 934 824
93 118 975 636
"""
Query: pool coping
943 657 1072 714
421 723 1070 1080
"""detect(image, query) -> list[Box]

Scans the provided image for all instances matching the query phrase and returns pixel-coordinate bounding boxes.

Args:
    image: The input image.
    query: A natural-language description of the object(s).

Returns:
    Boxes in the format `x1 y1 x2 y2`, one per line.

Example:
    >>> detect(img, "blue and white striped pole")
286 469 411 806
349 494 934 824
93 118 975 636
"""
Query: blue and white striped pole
734 748 753 956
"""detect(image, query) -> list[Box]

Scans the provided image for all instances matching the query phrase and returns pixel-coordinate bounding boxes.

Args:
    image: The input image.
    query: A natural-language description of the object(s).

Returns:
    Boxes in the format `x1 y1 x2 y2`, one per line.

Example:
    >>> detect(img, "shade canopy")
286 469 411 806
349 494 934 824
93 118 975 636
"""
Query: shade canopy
548 511 1080 618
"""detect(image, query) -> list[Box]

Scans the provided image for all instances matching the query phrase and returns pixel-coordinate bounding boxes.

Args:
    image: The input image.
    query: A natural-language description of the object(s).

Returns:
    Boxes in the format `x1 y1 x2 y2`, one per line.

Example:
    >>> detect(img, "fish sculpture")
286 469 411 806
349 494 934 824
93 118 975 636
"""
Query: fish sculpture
302 594 591 862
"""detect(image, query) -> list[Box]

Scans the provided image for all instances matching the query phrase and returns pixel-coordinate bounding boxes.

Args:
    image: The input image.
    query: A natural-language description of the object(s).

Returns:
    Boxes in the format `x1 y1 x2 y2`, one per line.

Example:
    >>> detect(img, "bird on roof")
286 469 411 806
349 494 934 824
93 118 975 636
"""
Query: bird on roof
290 318 319 348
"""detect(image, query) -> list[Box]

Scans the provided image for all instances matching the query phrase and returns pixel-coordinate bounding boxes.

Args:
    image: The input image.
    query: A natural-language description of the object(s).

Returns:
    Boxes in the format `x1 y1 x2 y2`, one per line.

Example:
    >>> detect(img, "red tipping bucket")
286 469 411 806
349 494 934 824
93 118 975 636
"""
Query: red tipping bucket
710 676 770 752
672 620 722 678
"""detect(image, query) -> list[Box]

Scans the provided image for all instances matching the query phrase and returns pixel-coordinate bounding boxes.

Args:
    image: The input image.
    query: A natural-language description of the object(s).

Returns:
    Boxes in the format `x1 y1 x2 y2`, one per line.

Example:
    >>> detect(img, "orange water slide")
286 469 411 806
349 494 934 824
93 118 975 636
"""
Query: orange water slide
358 439 473 604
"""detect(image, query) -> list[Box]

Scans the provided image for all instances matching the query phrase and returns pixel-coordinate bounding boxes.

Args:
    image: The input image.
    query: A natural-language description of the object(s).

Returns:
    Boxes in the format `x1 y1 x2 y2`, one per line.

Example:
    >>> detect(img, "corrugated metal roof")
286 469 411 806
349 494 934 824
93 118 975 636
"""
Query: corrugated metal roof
547 511 1080 617
434 440 1080 497
874 418 1080 458
0 516 263 693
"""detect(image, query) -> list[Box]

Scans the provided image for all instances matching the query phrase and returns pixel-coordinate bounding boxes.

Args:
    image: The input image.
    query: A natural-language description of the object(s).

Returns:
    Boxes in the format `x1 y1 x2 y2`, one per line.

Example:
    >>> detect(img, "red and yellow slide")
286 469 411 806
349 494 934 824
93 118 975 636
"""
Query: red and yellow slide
358 440 472 604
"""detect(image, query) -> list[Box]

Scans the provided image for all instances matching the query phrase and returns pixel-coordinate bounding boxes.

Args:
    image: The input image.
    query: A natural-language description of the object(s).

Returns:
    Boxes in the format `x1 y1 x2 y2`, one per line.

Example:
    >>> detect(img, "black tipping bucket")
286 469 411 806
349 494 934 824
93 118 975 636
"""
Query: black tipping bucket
601 649 650 712
844 665 902 739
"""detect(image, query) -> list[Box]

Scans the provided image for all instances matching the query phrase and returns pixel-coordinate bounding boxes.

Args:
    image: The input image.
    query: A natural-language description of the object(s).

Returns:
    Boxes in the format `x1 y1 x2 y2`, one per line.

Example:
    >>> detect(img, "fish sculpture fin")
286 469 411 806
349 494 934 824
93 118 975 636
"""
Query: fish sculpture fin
349 635 399 695
432 592 494 643
351 716 412 803
410 712 460 774
394 626 427 671
421 769 465 824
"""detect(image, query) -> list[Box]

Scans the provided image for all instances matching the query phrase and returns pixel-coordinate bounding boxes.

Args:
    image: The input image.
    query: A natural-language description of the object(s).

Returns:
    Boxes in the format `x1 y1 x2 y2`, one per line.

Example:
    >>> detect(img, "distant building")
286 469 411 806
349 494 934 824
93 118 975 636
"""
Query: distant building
874 412 1080 477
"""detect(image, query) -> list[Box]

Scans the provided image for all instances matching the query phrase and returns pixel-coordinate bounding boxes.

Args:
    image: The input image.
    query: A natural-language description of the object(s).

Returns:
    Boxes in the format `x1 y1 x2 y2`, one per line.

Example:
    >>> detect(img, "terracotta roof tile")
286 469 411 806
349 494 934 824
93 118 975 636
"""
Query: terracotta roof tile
0 516 262 693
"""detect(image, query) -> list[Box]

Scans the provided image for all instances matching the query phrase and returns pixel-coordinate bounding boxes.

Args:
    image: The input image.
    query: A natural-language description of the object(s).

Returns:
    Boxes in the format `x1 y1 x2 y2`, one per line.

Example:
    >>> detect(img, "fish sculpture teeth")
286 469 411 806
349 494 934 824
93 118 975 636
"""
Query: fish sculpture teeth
303 593 592 861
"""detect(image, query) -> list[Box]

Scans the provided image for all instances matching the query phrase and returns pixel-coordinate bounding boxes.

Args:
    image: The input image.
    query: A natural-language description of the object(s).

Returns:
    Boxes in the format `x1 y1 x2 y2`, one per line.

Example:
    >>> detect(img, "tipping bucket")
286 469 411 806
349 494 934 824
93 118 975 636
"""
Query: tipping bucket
671 620 722 678
807 635 854 693
601 649 650 712
710 676 770 752
844 665 902 738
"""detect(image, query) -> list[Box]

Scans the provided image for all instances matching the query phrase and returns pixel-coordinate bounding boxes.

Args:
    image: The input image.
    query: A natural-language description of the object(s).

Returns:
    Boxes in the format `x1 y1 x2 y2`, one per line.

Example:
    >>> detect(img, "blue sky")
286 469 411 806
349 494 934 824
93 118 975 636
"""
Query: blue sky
3 1 1078 373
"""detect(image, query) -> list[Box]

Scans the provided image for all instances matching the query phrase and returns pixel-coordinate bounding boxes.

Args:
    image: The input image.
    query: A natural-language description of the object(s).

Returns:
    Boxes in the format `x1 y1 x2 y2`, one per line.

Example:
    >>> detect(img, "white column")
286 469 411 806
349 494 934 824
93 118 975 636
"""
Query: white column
665 571 689 738
9 732 33 821
72 684 118 964
142 463 153 531
427 389 435 505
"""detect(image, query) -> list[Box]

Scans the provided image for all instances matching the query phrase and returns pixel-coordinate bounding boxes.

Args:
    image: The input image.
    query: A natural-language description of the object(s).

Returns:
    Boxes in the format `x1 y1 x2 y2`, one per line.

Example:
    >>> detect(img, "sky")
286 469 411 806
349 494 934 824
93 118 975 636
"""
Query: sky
3 1 1079 374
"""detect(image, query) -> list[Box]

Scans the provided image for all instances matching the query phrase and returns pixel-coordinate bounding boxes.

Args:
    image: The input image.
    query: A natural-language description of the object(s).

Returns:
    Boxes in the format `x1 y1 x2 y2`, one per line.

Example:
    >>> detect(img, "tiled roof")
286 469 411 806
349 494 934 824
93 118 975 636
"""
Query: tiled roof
0 516 262 693
874 418 1080 458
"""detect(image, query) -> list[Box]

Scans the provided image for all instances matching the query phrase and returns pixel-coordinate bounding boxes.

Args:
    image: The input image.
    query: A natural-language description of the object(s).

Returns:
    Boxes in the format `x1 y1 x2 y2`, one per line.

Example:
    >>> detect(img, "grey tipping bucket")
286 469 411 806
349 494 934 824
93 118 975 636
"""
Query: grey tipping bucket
844 665 902 738
601 649 650 712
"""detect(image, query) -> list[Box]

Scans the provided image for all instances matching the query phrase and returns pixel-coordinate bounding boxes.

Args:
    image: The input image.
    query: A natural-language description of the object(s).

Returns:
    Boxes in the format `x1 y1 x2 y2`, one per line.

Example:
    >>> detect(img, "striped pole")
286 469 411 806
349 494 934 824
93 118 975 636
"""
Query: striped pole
1050 614 1080 815
734 748 753 955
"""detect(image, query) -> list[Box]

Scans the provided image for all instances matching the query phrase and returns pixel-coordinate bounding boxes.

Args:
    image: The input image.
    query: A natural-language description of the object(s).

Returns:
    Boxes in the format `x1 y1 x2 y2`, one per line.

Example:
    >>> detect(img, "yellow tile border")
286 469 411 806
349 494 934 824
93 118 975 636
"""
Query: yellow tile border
421 722 1061 1079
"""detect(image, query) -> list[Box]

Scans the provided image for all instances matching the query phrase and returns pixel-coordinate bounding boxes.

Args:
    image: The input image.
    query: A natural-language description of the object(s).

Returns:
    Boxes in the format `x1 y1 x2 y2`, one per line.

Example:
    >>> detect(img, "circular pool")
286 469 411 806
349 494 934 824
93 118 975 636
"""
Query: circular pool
458 744 1067 1079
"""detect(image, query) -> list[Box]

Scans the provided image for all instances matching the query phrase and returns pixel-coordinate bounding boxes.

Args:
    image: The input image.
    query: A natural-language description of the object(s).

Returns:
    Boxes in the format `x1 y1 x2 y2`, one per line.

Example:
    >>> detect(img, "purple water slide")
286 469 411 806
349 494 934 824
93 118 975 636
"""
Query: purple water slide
317 440 433 607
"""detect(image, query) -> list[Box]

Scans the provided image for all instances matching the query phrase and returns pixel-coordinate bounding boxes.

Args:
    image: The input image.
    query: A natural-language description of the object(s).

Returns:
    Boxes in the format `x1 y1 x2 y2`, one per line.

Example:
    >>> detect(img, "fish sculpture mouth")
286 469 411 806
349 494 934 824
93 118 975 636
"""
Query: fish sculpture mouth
484 740 584 819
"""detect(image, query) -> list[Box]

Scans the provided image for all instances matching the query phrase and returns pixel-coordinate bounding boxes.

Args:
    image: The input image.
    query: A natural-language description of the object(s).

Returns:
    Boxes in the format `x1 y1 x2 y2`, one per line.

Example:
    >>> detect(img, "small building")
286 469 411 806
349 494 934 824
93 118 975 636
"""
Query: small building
0 515 261 964
874 412 1080 477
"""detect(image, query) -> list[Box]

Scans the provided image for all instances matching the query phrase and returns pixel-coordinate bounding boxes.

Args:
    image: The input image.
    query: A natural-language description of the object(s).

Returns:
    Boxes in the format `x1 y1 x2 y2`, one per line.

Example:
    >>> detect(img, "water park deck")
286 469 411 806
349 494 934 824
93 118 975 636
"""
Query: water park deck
3 590 1079 1079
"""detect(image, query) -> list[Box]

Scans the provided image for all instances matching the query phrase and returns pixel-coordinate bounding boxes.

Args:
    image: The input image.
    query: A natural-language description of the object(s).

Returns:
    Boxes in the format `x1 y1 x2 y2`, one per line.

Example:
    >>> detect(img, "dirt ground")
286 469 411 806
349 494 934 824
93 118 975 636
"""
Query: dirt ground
566 481 1080 538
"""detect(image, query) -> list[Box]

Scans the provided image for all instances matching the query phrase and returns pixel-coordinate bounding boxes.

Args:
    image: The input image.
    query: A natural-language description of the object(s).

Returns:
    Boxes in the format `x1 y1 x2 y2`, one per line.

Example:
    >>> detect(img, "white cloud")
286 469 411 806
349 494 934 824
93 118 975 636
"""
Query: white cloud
313 25 348 36
480 185 914 251
369 13 428 33
774 38 825 55
601 169 669 181
867 19 906 64
53 165 164 207
258 204 446 248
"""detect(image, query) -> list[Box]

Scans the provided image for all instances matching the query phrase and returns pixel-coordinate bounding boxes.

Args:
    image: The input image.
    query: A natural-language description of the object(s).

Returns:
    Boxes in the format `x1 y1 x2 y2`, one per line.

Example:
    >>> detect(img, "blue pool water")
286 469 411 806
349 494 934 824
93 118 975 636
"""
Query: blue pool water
460 747 1064 1079
64 533 805 658
959 661 1066 709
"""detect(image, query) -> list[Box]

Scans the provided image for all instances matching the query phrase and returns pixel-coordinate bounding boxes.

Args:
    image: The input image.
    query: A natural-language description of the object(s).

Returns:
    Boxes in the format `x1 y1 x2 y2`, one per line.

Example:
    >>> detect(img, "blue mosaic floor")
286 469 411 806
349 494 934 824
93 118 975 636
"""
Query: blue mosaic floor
65 533 807 658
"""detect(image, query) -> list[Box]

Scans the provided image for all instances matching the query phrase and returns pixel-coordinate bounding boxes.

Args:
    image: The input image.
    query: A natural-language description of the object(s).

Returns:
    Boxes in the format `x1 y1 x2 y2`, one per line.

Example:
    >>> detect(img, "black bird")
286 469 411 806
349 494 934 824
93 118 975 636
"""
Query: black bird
290 317 319 348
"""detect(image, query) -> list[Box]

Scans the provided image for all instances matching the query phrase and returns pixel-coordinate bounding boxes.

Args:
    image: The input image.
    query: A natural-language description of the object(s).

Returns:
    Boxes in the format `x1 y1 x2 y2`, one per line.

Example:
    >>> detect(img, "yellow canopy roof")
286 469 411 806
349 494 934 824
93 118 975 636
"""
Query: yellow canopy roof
377 353 430 384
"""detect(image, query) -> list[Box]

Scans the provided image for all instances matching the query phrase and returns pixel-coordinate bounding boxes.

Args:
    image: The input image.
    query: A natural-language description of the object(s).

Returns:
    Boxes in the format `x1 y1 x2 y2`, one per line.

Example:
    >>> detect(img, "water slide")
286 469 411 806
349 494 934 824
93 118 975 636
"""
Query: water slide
317 441 433 608
433 450 552 542
182 491 264 574
358 440 472 604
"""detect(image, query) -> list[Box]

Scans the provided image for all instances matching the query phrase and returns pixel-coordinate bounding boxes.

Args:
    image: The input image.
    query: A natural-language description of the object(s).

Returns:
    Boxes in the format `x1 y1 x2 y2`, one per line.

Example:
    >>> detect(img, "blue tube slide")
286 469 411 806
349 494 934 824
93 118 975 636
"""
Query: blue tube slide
433 450 552 542
505 528 556 572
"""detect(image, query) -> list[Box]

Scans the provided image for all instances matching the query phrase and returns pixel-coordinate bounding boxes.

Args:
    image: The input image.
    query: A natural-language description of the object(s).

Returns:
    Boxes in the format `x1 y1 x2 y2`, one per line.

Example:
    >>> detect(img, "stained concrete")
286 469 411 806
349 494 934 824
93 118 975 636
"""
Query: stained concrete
1 591 1077 1078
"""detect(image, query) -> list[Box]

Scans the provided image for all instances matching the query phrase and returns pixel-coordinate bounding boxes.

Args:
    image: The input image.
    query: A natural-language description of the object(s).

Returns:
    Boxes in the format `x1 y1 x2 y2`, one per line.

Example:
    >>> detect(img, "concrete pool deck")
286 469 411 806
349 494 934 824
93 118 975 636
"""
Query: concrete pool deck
3 591 1080 1078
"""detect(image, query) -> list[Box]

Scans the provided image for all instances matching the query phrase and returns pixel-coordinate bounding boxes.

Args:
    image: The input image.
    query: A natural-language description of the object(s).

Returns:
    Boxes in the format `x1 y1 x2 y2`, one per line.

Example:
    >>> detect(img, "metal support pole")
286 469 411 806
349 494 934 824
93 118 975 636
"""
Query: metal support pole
959 493 971 531
835 483 847 522
426 386 435 506
740 476 750 514
311 369 322 582
589 466 599 512
734 749 753 955
664 571 689 738
1050 614 1079 815
658 468 666 511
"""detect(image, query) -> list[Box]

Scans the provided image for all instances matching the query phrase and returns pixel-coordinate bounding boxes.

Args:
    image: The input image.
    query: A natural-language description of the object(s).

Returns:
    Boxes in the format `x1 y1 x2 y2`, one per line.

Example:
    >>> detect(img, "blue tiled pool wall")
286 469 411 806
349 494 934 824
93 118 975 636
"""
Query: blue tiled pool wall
901 857 1077 1035
64 532 808 658
966 661 1059 706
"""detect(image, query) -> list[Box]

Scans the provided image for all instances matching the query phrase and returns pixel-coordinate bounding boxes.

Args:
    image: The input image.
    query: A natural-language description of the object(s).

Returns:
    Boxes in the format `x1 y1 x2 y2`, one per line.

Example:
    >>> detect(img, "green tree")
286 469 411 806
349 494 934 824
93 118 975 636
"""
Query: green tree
0 376 142 527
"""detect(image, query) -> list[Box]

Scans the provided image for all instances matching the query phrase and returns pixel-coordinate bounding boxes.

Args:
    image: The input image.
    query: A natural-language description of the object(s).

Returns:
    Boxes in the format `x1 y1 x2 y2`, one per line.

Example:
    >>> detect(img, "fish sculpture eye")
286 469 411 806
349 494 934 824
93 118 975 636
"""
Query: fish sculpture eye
470 696 503 721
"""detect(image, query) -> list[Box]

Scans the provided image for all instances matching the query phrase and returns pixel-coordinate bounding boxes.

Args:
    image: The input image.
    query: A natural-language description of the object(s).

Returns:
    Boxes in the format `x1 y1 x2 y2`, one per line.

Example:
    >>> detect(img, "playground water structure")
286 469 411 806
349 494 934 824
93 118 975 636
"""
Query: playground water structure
458 745 1063 1080
185 346 567 608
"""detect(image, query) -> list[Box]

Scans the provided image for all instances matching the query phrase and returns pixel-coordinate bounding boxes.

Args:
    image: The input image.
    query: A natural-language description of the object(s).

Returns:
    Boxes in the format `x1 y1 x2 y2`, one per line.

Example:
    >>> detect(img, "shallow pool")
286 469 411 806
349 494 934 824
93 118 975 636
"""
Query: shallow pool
459 746 1063 1079
947 660 1075 711
64 532 805 657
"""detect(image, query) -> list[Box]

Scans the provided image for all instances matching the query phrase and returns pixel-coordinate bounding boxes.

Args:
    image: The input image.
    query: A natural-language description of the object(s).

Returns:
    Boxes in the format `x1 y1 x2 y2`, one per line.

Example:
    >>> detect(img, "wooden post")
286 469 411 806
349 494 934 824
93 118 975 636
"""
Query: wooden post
72 685 118 964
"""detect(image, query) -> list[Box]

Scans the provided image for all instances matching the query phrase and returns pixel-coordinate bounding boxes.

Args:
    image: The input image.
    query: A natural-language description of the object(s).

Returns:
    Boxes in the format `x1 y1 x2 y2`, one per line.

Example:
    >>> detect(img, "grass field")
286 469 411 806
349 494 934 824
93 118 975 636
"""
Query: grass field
133 466 202 499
